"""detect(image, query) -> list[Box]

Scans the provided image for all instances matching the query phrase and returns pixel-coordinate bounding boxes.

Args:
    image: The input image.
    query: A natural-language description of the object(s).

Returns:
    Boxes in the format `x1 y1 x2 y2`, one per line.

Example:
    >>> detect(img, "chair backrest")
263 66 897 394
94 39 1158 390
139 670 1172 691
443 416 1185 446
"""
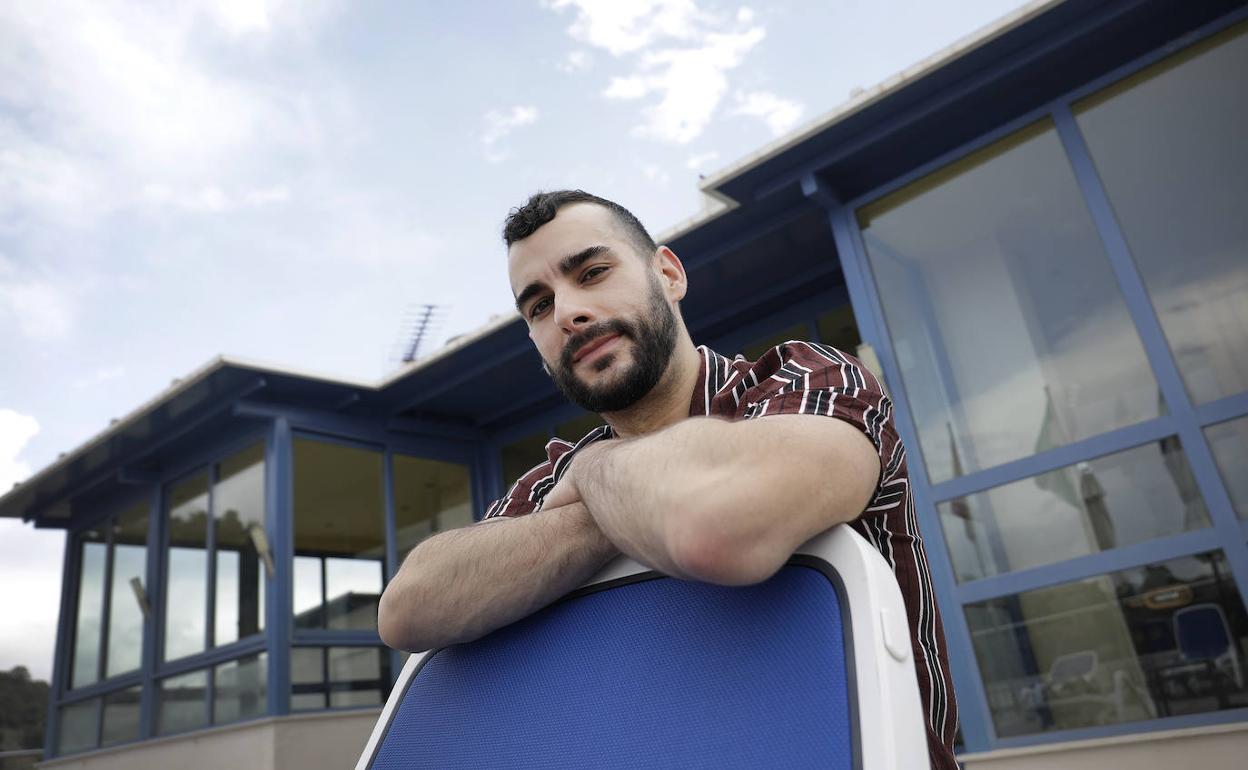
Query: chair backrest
1174 603 1233 661
356 525 928 769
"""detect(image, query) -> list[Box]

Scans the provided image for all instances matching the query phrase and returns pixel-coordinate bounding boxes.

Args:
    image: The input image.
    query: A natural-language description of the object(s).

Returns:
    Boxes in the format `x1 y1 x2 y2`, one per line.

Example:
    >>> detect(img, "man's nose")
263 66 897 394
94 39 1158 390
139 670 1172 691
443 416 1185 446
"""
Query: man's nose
554 295 594 334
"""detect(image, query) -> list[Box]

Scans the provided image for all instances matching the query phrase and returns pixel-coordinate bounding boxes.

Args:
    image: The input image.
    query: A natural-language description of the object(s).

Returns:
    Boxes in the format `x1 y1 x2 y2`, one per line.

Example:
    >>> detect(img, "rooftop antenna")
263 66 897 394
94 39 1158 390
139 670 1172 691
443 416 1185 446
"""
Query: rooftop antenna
390 303 448 367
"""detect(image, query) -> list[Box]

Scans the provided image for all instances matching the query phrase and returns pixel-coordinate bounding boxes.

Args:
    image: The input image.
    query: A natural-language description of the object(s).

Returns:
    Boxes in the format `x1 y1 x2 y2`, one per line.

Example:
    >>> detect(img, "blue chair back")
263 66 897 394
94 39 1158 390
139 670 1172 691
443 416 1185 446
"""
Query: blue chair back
364 563 855 769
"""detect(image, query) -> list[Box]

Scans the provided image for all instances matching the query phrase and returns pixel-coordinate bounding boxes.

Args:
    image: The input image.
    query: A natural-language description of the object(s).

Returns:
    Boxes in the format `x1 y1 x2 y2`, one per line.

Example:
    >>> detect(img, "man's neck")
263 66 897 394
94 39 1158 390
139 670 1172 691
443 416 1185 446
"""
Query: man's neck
602 339 701 438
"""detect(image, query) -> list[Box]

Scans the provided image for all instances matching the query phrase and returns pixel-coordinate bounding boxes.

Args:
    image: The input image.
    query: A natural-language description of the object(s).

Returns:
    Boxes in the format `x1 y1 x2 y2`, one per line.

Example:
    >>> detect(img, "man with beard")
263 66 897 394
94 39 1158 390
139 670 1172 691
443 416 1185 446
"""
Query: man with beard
377 190 959 769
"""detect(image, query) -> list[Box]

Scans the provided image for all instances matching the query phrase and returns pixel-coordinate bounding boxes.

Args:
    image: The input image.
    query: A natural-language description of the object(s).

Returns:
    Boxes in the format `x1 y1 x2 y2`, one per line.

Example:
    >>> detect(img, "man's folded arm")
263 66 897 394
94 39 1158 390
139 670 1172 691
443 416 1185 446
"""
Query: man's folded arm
377 501 617 653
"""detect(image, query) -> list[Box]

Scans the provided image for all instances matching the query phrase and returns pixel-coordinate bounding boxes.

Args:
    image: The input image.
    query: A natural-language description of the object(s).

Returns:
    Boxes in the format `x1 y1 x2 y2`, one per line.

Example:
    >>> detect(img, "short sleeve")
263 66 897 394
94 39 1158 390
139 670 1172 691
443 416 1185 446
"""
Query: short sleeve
736 341 905 492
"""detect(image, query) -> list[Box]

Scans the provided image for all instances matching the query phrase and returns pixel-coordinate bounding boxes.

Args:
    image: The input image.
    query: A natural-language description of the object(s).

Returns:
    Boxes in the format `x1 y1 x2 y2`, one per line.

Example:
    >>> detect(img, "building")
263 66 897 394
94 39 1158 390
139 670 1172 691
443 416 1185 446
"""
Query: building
3 0 1246 766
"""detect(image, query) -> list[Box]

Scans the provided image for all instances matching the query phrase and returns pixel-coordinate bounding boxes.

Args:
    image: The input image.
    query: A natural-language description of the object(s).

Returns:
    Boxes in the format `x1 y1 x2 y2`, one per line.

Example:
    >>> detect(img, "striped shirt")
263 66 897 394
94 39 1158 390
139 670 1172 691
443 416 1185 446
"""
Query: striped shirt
486 342 959 768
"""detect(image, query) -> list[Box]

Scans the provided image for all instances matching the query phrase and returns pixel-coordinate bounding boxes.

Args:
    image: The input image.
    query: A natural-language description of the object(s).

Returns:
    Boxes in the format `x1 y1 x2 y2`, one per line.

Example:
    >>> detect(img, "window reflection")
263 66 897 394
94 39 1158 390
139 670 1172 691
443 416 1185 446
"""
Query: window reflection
292 439 385 631
101 686 141 747
393 455 473 562
1205 416 1248 519
859 120 1160 483
291 646 391 711
554 412 606 444
71 529 106 689
942 438 1210 581
741 322 810 362
500 430 549 491
214 653 267 725
1075 22 1248 405
106 502 147 678
157 670 208 735
57 699 98 754
164 474 209 661
214 443 265 646
967 551 1248 737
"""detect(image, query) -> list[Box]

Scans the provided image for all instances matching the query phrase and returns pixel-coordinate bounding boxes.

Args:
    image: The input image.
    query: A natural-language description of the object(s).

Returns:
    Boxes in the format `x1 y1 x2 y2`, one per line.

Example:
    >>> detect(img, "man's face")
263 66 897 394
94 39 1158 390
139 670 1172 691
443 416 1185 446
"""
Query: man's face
508 203 681 414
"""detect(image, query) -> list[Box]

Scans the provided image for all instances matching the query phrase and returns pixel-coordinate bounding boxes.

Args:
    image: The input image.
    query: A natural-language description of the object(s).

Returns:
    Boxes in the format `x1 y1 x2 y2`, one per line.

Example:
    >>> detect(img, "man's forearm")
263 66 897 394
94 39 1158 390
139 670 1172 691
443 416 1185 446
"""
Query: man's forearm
377 502 617 652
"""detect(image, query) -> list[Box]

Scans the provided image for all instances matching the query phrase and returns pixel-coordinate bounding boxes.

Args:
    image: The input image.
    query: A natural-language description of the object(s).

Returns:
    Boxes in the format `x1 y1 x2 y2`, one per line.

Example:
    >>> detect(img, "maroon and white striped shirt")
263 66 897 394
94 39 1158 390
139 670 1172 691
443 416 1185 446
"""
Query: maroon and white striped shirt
486 342 959 768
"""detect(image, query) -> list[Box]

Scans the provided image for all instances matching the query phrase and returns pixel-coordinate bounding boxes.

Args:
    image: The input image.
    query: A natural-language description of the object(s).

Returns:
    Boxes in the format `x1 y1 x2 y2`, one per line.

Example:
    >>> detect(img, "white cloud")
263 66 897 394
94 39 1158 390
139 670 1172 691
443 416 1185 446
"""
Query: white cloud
0 2 342 226
543 0 701 56
603 75 648 100
557 49 593 73
70 365 126 390
141 183 291 213
545 1 766 145
0 409 39 492
684 150 719 170
0 278 76 341
731 89 805 136
480 105 540 163
642 163 671 186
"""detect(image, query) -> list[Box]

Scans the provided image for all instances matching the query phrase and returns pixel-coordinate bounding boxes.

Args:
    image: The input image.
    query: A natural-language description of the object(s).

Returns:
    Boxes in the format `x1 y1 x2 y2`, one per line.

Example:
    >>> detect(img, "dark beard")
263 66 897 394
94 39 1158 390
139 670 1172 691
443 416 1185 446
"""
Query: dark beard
548 280 678 414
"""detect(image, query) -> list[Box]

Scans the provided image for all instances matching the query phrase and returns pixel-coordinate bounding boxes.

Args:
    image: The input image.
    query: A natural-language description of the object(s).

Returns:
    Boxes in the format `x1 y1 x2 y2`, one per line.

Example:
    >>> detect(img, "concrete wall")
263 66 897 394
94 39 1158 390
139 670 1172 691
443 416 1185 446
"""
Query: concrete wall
959 722 1248 770
36 709 379 770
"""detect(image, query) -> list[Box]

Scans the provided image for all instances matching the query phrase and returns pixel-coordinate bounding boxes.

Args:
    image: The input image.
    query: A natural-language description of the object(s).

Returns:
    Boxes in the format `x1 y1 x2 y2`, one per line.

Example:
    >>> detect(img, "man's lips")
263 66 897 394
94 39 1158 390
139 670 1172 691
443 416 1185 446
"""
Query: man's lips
572 333 621 363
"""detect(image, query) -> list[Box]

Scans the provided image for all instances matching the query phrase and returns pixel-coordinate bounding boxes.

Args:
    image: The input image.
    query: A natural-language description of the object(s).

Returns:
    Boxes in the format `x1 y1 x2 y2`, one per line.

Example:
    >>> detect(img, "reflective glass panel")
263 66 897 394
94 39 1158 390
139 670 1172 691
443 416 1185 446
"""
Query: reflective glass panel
967 551 1248 737
292 439 384 631
815 306 862 352
214 443 265 646
1075 22 1248 405
214 653 267 725
291 647 327 711
859 120 1160 483
328 646 390 708
393 454 473 562
292 555 323 630
942 438 1211 581
57 699 98 754
500 430 549 491
164 474 209 661
741 322 809 361
106 501 147 678
71 528 106 689
101 686 141 747
1205 416 1248 519
554 412 606 443
157 670 208 735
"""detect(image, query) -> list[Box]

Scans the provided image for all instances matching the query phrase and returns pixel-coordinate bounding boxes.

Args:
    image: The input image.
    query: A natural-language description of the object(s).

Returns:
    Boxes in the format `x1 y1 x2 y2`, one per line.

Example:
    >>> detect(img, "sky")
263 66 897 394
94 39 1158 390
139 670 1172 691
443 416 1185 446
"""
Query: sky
0 0 1034 680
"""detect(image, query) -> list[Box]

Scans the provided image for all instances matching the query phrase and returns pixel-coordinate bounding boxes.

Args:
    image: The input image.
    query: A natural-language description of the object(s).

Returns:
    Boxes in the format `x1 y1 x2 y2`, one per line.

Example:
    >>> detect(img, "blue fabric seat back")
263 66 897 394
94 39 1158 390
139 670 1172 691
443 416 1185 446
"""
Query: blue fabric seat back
369 563 855 769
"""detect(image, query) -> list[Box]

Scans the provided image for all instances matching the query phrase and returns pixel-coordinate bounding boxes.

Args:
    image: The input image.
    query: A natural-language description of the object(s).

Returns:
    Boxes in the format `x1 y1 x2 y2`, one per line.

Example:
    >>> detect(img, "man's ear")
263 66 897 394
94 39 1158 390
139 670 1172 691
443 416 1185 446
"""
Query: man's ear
653 246 688 302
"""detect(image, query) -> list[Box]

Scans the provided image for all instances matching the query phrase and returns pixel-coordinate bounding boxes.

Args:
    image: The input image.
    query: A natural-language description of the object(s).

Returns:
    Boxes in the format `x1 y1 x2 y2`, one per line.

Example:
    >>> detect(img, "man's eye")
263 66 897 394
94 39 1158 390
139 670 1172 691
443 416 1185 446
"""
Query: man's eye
530 298 552 318
582 266 608 282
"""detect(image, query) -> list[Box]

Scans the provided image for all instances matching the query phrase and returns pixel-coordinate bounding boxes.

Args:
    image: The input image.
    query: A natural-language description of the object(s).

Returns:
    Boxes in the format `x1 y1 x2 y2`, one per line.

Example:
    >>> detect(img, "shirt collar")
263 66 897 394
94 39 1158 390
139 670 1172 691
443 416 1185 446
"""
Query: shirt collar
687 345 738 417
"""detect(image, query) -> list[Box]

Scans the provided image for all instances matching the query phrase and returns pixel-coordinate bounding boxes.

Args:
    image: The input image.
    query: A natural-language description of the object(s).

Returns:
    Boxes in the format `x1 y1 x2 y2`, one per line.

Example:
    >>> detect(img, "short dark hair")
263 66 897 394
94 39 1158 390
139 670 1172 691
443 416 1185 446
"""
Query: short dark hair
502 190 657 258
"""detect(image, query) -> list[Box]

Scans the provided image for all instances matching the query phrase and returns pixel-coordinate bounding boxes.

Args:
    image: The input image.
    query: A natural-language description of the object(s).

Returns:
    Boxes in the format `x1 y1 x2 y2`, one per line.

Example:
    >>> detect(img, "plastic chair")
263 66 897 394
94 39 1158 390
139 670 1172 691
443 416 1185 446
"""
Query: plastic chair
355 525 929 769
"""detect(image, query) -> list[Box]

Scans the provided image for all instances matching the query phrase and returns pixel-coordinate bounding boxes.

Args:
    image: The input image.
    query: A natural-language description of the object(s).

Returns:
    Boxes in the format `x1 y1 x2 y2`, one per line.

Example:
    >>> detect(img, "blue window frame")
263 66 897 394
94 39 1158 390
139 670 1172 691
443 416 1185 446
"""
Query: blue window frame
822 8 1248 754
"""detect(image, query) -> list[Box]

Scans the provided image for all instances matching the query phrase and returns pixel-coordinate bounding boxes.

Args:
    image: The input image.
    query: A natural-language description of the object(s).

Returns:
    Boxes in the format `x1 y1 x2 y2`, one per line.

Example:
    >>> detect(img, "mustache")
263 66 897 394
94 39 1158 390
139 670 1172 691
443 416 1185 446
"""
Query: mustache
560 320 632 369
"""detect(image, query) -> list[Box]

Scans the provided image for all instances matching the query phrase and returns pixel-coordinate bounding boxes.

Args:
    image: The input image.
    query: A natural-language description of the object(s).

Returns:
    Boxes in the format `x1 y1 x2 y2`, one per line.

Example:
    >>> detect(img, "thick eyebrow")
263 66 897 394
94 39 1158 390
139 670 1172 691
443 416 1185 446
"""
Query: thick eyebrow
514 245 611 313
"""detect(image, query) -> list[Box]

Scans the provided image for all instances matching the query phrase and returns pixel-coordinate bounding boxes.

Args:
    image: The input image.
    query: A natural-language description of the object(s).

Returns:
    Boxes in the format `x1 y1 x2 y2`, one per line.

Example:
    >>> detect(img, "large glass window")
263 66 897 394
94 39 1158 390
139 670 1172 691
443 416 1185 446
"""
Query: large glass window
164 474 209 661
392 454 473 562
57 699 98 754
291 646 391 711
101 686 141 747
157 670 208 736
293 439 385 631
214 653 267 725
740 322 810 361
942 438 1210 581
967 551 1248 738
859 120 1161 483
1205 416 1248 520
1075 22 1248 406
213 444 266 647
70 527 107 689
500 430 549 491
106 502 147 678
